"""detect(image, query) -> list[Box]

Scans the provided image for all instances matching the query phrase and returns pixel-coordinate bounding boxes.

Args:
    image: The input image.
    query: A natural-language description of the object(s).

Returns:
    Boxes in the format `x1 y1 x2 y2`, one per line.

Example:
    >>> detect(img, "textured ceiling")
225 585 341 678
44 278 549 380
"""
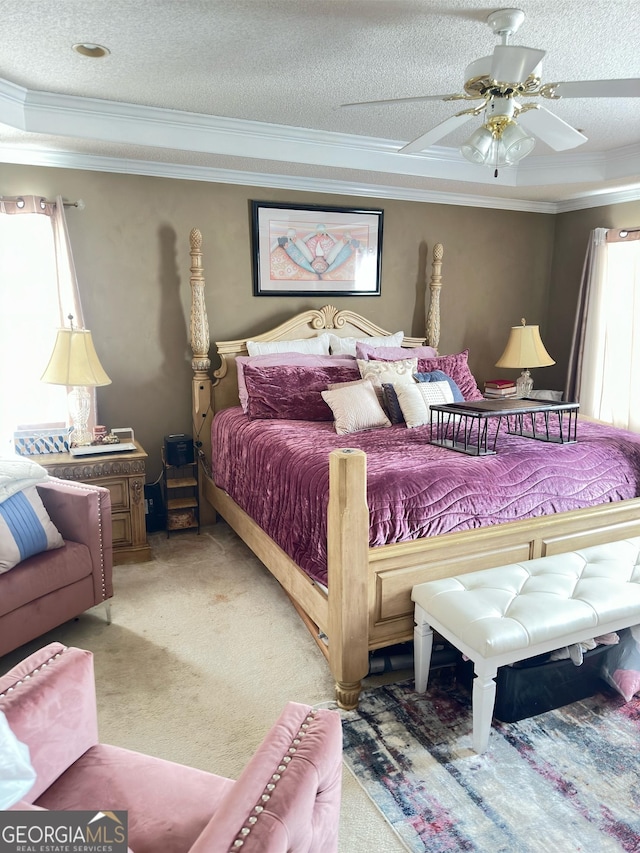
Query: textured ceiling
1 0 640 208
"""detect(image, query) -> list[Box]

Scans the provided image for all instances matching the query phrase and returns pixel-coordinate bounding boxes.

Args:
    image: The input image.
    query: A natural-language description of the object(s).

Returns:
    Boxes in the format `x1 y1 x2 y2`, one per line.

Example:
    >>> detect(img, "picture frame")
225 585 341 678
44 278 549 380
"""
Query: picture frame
251 201 383 296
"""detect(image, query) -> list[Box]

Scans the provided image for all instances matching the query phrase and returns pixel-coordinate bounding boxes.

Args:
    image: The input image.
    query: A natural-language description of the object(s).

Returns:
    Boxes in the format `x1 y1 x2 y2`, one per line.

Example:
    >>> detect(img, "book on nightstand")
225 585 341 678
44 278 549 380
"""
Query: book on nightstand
484 379 517 398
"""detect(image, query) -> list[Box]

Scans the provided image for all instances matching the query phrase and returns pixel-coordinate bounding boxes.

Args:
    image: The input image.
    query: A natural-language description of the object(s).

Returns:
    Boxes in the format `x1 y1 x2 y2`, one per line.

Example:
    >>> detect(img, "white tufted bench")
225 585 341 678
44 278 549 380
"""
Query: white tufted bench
411 537 640 753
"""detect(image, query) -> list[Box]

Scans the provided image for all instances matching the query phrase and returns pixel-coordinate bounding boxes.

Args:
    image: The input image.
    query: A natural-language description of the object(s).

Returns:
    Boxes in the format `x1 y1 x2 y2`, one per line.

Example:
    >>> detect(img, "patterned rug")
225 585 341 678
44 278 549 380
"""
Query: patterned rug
341 673 640 853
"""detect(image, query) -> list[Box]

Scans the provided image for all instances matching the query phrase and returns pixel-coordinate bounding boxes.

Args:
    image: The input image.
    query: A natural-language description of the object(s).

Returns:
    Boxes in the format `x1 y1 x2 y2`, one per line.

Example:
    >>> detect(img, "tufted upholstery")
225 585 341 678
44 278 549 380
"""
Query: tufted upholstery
412 537 640 752
413 538 640 658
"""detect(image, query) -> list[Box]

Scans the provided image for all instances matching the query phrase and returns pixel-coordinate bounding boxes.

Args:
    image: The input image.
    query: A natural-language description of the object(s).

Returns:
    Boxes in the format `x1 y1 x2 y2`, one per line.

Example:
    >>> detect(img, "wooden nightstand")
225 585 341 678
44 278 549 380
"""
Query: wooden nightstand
33 440 152 565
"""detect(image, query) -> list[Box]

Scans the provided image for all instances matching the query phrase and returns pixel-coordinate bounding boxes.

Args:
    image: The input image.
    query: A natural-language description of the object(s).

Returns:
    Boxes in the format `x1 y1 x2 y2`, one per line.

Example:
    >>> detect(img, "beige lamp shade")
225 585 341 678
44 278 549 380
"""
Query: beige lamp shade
495 321 555 369
41 328 112 387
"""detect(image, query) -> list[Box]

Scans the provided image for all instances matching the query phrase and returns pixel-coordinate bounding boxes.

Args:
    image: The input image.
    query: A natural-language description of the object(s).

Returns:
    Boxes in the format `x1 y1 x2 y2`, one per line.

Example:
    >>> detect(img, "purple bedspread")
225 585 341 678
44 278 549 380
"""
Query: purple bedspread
211 408 640 586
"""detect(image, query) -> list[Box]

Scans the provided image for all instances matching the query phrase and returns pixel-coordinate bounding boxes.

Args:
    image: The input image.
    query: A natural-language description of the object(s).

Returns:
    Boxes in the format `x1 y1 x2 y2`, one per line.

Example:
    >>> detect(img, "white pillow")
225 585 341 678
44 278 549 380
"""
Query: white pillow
328 331 404 356
0 485 64 573
321 380 391 435
394 380 454 428
0 710 36 808
357 357 418 405
246 333 331 357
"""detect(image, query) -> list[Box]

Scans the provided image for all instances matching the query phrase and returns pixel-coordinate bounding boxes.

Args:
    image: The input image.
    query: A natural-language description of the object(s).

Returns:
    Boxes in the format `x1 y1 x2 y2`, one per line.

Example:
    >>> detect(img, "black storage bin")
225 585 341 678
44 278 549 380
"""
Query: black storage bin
457 643 612 723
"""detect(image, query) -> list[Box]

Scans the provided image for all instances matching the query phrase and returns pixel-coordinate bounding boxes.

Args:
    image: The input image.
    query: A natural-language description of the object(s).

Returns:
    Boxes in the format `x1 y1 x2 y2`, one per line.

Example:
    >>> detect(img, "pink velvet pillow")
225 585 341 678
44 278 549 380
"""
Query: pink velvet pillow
364 347 483 401
243 362 361 420
236 353 357 413
355 341 438 361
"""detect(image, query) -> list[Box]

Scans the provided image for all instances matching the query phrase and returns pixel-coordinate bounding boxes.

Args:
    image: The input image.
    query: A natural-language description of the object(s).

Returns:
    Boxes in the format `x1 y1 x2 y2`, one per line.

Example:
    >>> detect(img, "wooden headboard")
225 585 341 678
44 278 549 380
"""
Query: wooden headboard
188 228 444 461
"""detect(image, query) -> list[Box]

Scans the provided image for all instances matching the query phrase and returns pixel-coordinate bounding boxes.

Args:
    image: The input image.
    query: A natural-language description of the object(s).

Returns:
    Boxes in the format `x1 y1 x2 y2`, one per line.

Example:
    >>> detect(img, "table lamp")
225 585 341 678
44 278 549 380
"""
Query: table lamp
495 318 555 398
41 315 111 446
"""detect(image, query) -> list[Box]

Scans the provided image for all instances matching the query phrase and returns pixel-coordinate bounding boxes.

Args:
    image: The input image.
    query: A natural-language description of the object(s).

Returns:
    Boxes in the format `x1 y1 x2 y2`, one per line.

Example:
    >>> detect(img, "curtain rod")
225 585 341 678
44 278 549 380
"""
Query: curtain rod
0 195 84 209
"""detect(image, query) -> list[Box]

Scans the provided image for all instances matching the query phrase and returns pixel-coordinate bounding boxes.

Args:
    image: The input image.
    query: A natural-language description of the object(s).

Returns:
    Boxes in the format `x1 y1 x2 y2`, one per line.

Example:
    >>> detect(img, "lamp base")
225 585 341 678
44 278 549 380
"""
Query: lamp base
68 386 92 446
515 369 534 399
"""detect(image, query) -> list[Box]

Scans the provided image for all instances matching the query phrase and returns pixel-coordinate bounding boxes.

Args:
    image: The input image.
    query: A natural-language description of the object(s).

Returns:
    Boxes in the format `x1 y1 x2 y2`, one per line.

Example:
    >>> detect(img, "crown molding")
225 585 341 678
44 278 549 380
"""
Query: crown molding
2 74 640 197
0 144 560 213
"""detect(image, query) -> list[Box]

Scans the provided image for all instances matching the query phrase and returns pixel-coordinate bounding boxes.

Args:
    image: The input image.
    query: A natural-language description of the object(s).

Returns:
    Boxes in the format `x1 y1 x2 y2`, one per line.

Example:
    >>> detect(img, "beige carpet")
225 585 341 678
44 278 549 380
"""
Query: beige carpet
1 521 408 852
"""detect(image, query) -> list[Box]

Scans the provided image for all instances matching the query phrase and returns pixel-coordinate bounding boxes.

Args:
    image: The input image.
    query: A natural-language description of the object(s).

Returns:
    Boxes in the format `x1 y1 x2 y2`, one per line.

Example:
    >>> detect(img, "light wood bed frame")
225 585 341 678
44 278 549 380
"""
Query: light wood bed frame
188 228 640 709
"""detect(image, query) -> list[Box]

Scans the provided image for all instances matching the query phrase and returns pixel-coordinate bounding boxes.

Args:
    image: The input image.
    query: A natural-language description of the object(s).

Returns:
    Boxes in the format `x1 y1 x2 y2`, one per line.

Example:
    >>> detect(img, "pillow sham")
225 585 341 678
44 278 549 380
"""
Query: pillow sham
365 348 483 401
321 380 391 435
236 353 357 413
246 333 331 357
413 369 465 402
243 362 361 420
0 485 64 573
394 380 454 429
355 341 438 361
357 357 418 406
328 331 404 356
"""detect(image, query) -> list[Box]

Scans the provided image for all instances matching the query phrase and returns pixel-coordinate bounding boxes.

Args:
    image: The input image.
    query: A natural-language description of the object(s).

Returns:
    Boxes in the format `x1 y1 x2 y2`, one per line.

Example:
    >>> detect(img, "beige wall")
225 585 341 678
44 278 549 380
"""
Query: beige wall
545 198 640 391
3 164 557 478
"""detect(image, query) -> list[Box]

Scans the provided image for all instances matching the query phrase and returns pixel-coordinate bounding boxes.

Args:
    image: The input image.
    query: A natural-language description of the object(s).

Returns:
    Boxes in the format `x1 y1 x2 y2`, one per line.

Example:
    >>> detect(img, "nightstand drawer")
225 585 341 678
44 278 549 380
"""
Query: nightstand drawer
112 512 133 547
99 477 130 511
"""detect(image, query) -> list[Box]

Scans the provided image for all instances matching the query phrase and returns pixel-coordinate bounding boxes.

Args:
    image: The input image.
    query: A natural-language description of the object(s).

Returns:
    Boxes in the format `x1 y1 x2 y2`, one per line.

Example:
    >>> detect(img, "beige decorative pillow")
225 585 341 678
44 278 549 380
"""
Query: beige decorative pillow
357 357 418 405
321 380 391 435
394 380 454 428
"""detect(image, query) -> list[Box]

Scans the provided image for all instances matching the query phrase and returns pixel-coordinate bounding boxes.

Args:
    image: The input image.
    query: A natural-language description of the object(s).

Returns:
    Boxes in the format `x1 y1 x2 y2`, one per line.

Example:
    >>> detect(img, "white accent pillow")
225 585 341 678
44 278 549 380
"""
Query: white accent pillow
0 710 36 808
321 380 391 435
357 357 418 405
0 485 64 573
394 380 454 428
246 333 331 357
328 331 404 356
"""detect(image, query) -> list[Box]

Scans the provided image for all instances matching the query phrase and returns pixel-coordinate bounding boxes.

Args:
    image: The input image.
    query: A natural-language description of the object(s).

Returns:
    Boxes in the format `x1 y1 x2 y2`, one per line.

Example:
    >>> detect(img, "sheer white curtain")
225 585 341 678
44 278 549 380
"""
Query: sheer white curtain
569 227 640 431
0 196 89 453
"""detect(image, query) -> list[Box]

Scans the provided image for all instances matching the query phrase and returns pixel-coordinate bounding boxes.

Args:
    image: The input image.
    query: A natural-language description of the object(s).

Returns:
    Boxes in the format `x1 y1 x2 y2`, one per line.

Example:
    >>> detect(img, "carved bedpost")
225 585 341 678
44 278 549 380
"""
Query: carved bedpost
189 228 213 471
426 242 443 353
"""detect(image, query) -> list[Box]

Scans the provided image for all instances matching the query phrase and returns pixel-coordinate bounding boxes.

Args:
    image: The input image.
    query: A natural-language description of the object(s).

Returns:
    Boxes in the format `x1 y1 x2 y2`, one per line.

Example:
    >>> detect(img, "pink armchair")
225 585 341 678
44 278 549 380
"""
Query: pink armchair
0 478 113 656
0 643 343 853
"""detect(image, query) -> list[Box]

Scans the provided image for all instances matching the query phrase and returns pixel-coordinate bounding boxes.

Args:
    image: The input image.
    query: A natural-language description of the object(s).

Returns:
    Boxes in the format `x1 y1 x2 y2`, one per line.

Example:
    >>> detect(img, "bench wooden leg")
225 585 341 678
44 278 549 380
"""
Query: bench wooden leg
472 661 498 753
413 605 433 693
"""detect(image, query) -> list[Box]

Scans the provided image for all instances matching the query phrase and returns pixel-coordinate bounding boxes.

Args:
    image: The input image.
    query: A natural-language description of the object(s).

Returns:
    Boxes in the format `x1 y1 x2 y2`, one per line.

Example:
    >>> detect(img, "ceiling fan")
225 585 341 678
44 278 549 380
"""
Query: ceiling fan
342 8 640 175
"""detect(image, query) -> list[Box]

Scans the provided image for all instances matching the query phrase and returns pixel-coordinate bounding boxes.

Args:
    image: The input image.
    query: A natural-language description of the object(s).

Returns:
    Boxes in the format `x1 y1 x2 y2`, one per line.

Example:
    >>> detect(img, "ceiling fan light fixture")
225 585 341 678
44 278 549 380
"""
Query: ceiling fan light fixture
460 126 495 164
501 122 536 162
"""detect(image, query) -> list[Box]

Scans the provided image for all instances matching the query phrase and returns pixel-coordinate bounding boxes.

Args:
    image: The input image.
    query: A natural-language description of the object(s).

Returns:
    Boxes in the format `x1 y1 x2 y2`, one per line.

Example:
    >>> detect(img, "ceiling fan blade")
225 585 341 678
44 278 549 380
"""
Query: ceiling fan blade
341 92 463 108
518 106 588 151
490 45 546 83
549 78 640 98
399 112 476 154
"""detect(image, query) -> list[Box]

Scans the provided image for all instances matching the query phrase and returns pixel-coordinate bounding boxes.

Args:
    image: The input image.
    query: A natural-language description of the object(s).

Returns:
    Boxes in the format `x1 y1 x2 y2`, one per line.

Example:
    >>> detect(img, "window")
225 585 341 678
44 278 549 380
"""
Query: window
0 196 87 453
570 228 640 432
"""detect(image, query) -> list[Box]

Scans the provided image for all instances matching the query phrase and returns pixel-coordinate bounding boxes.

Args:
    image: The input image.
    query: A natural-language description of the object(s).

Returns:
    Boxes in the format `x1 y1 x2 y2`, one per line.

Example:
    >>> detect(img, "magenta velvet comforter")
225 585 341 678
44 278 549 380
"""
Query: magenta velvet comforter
211 408 640 586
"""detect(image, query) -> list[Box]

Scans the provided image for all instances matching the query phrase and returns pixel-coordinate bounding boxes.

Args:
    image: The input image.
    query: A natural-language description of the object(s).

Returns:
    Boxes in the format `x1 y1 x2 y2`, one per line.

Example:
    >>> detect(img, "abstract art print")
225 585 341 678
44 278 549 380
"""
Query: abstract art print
251 201 383 296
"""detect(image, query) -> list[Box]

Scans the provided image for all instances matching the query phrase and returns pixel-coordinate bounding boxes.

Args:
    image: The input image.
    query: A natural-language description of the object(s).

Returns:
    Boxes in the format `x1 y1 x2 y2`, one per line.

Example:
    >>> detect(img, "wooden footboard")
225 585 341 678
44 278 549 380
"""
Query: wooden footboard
188 228 640 710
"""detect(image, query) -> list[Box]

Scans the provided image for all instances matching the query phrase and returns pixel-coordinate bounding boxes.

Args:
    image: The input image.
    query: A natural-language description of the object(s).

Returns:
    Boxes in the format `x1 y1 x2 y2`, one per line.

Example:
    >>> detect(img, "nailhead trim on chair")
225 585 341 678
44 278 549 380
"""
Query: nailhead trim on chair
228 709 317 850
50 479 108 600
0 649 65 699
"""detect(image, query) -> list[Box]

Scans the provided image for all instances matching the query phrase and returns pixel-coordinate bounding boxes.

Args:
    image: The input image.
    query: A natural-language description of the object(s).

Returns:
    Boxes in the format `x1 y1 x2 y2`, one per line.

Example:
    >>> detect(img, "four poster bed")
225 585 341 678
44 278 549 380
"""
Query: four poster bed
187 228 640 709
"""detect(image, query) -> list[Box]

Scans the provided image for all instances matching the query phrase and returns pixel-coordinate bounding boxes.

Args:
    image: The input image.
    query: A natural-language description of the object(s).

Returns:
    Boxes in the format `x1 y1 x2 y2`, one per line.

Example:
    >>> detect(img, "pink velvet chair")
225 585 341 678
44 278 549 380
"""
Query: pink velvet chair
0 643 343 853
0 479 113 657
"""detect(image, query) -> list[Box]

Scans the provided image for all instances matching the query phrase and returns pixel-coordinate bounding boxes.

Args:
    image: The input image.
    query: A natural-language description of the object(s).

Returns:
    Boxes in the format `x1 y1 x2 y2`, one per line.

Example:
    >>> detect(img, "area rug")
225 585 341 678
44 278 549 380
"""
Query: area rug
341 674 640 853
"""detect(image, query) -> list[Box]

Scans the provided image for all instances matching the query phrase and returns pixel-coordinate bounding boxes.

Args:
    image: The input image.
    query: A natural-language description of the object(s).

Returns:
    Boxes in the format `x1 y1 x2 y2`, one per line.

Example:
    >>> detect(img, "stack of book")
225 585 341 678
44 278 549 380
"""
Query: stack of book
484 378 517 398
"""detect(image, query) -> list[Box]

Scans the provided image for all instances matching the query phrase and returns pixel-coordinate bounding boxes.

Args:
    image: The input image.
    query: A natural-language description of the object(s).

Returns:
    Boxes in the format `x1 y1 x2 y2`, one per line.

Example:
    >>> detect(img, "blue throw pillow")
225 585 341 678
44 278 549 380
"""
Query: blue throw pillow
413 370 464 402
0 486 64 572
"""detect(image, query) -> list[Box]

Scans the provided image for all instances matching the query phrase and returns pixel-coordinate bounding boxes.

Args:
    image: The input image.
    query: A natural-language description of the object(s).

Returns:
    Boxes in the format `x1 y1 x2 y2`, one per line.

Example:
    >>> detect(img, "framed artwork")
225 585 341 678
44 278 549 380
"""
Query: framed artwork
251 201 383 296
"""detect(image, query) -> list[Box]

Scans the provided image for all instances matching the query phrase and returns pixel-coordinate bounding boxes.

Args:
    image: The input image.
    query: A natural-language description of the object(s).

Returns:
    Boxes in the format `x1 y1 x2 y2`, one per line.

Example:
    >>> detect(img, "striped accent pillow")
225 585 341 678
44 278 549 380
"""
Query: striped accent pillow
394 380 454 428
0 486 64 572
